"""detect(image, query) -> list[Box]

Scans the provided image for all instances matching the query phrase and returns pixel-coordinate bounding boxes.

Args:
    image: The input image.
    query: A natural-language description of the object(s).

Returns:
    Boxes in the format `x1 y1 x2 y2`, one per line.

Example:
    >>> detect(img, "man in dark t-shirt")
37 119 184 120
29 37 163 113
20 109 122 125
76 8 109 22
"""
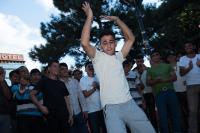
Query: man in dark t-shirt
30 60 73 133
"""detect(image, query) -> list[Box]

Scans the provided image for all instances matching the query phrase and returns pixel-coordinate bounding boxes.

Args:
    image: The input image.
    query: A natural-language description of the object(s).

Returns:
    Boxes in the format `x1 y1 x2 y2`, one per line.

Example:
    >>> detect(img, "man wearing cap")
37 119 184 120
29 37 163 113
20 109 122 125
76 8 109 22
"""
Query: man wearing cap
166 51 188 132
147 50 181 133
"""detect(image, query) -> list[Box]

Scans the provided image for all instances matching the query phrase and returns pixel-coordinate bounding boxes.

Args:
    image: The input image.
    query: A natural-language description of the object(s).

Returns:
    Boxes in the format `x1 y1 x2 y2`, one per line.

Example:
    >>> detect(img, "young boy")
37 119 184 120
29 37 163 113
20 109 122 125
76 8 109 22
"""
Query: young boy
80 2 155 133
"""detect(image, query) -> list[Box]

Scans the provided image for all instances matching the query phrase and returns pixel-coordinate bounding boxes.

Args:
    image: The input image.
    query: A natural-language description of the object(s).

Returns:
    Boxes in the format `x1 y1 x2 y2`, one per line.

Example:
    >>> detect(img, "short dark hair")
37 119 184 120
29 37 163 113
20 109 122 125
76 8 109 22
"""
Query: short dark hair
99 30 115 40
73 69 82 75
30 68 41 75
123 60 131 67
59 63 68 68
48 60 59 67
135 54 144 60
9 69 19 79
84 61 92 68
150 49 160 57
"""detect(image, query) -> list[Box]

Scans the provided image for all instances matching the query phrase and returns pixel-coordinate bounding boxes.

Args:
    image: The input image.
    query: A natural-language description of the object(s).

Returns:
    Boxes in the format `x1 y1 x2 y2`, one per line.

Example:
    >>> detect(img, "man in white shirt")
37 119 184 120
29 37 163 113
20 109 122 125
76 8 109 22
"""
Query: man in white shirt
59 63 89 133
179 43 200 133
80 2 155 133
80 62 105 133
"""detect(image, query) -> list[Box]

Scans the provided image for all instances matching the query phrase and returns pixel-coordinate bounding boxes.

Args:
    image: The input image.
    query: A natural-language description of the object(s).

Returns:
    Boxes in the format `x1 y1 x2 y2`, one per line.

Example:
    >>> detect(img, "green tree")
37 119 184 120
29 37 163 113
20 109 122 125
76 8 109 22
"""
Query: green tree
29 0 140 66
29 0 200 66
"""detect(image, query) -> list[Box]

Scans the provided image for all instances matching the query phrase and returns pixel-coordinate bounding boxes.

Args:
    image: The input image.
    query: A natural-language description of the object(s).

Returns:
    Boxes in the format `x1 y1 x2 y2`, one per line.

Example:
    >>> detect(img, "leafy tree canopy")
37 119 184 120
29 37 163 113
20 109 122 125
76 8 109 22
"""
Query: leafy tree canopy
29 0 200 67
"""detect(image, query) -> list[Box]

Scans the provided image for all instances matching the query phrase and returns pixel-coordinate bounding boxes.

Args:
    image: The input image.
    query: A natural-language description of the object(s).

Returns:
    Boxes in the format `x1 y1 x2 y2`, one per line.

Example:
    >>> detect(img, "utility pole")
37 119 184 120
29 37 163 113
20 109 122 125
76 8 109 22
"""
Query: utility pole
121 0 151 53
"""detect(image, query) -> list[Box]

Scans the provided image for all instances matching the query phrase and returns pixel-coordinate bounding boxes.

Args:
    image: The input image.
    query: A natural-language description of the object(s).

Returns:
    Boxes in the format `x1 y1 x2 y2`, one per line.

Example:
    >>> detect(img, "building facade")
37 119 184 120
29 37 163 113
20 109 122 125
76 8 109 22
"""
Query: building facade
0 53 25 85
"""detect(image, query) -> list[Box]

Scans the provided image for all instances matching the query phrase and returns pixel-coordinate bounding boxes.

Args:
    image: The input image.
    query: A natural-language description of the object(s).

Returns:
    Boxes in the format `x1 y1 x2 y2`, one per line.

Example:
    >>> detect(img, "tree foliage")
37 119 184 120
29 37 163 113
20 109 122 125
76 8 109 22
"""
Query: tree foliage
29 0 200 66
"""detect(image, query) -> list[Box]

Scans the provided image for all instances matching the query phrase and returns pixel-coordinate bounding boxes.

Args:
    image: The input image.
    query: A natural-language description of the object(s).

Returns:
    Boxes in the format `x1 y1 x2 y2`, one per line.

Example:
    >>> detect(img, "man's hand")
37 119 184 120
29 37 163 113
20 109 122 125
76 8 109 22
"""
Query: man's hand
82 111 88 120
188 60 193 69
68 115 73 126
92 81 99 90
196 58 200 67
82 2 93 19
40 105 49 115
100 15 119 22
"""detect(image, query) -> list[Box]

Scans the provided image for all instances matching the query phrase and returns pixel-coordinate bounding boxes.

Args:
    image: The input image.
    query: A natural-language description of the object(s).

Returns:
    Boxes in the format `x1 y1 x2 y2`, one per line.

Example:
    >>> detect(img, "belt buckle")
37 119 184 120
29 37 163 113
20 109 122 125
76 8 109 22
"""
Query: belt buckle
162 87 167 91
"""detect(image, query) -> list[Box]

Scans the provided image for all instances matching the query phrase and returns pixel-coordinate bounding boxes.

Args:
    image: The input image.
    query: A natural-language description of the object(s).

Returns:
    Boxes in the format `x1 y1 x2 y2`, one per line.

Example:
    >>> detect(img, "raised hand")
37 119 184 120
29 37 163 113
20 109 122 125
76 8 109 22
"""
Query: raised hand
188 60 193 69
82 2 93 18
100 15 119 22
196 58 200 67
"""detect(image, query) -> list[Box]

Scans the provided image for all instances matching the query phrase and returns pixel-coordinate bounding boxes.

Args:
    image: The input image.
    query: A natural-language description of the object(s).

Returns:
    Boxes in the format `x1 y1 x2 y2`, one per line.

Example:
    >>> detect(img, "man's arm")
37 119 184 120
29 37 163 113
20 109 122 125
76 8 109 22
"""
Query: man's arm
77 83 87 112
101 16 135 58
116 18 135 58
81 2 96 58
30 89 49 115
179 60 193 76
30 90 49 115
161 71 177 83
64 96 73 126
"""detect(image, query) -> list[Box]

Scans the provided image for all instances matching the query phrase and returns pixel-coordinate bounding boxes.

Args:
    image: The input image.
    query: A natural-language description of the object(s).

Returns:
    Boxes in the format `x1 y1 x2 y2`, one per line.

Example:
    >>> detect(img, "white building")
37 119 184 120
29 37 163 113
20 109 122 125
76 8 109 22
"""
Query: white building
0 53 25 85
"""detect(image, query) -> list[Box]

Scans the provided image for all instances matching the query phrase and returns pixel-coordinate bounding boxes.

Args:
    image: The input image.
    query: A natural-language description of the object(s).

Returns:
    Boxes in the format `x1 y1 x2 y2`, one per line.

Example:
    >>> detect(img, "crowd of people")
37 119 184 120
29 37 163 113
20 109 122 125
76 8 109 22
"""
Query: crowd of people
0 2 200 133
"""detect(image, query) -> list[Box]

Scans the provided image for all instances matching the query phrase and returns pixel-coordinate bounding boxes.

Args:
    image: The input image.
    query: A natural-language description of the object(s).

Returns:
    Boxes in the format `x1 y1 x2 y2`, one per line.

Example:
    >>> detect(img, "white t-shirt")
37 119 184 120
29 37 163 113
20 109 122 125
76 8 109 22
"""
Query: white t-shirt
179 54 200 85
173 62 186 92
136 69 153 94
79 76 101 113
91 50 132 107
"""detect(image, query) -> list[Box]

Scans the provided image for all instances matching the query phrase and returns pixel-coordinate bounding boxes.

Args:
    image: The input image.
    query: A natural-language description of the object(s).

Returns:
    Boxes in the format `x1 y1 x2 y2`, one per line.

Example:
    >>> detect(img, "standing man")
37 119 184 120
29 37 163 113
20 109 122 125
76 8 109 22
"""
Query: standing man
80 62 105 133
147 50 181 133
179 43 200 133
81 2 155 133
166 51 188 132
59 63 89 133
30 60 73 133
0 67 12 133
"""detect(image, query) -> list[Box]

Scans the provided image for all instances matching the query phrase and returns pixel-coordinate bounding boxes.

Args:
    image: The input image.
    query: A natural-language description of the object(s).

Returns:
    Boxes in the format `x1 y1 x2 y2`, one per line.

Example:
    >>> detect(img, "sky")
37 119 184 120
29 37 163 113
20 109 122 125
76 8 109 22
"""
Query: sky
0 0 160 70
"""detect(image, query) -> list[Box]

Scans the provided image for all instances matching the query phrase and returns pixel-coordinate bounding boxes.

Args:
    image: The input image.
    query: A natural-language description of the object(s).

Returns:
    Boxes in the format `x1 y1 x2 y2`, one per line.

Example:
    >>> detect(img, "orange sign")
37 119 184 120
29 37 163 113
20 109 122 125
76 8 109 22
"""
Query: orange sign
0 53 24 62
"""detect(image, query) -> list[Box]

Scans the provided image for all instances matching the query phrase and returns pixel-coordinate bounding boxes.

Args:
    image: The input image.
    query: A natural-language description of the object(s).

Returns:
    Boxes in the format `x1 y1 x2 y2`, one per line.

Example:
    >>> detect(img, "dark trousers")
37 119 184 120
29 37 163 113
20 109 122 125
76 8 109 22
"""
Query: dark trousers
0 114 11 133
176 92 188 132
17 115 45 133
156 89 181 133
46 114 70 133
70 112 89 133
144 93 158 132
88 111 106 133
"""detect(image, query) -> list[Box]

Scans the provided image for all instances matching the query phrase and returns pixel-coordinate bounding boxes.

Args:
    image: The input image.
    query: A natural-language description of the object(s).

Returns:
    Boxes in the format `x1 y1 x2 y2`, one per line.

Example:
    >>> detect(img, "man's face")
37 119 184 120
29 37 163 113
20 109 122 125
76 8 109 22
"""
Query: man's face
48 62 59 76
151 52 161 63
30 72 41 83
135 58 144 66
167 55 177 63
185 43 194 54
19 67 29 77
11 73 20 84
123 64 130 74
73 71 82 81
20 76 29 86
59 66 68 78
100 35 116 55
86 64 94 76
